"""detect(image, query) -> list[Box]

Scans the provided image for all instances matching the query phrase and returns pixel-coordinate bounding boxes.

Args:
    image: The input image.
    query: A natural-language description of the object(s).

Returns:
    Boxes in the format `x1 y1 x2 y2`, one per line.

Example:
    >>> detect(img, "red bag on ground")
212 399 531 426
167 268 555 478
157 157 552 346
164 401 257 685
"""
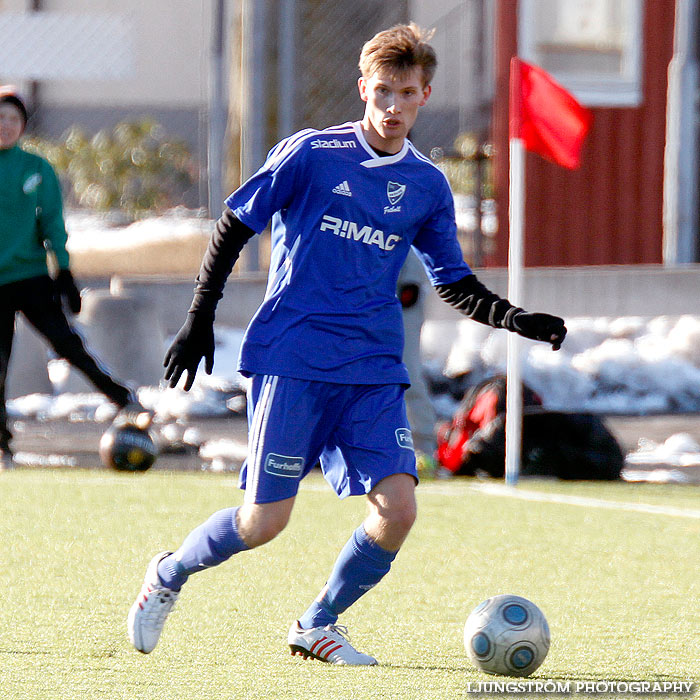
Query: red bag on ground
436 376 542 474
436 375 622 480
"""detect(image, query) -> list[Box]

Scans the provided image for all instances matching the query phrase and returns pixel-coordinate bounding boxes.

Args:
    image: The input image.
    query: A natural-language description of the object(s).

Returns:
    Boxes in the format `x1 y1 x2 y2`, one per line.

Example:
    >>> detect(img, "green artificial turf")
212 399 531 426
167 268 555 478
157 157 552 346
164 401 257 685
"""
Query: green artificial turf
0 469 698 699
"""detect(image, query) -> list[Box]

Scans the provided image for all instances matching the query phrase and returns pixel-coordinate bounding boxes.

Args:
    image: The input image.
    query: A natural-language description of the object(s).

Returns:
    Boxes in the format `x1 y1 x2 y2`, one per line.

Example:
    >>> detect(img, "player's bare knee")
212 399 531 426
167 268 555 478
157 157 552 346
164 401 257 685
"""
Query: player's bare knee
237 500 293 548
385 499 417 535
369 496 417 543
246 522 285 548
367 474 417 532
239 516 288 548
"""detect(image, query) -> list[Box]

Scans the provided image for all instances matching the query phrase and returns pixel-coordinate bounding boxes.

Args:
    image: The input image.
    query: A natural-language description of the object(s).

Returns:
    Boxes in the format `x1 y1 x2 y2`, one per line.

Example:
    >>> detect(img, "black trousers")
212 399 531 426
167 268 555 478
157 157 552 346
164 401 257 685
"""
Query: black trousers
0 275 132 448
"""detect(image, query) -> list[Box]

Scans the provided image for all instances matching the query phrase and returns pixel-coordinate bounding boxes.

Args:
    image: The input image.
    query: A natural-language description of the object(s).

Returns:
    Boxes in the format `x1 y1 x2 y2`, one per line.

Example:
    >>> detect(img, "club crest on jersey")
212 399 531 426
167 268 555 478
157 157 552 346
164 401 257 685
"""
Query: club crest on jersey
385 181 406 214
320 214 401 251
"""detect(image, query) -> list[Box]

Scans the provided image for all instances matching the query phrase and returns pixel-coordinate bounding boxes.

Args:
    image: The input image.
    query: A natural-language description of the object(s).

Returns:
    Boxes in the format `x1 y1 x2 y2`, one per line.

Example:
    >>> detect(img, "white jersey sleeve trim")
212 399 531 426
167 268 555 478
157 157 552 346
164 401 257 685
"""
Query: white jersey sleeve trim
264 129 316 171
264 124 358 172
323 122 357 134
263 232 302 301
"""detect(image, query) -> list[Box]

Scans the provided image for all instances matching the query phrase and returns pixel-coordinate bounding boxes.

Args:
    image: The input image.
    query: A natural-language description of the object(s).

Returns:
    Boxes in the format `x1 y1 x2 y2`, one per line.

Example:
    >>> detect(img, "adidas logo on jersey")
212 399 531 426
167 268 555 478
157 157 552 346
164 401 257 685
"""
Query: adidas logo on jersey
320 214 401 251
332 181 352 197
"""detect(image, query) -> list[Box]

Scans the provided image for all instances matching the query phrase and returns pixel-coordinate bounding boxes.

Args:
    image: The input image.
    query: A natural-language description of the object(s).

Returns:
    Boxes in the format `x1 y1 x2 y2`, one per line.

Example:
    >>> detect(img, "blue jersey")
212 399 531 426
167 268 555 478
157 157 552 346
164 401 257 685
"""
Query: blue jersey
225 121 471 385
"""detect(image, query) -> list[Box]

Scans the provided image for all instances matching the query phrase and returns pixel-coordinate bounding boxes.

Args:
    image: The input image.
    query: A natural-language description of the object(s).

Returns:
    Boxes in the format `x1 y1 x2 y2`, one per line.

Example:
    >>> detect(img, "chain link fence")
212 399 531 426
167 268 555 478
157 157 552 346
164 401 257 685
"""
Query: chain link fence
408 0 496 267
232 0 494 270
0 11 134 80
298 0 409 130
0 1 494 270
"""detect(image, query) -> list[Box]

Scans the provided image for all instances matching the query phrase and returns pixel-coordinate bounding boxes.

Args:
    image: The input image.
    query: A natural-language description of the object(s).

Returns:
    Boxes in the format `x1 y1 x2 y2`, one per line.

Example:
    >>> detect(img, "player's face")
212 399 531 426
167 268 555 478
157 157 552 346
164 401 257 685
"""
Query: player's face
359 66 431 153
0 103 24 149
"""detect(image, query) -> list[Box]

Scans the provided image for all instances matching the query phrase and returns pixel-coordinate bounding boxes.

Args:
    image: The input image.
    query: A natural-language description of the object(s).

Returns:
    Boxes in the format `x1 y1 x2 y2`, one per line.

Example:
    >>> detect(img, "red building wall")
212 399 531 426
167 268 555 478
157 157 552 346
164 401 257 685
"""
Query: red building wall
491 0 675 267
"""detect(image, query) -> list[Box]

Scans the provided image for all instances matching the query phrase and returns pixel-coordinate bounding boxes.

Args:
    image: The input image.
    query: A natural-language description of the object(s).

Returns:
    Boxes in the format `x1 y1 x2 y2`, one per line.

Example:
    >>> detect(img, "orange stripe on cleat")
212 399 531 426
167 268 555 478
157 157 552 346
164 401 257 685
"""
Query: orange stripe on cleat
323 643 343 659
317 640 337 658
310 636 327 653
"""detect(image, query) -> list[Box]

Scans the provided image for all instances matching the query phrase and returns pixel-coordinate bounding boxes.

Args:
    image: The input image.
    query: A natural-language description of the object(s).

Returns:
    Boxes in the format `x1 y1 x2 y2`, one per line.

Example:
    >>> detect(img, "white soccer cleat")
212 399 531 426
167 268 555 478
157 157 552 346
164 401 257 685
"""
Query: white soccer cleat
127 551 179 653
288 621 378 665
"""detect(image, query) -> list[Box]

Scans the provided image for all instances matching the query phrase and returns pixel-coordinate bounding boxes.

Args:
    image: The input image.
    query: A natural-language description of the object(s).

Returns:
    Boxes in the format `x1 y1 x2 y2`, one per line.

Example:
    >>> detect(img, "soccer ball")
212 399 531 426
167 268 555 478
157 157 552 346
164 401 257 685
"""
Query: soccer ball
464 594 550 677
99 422 157 472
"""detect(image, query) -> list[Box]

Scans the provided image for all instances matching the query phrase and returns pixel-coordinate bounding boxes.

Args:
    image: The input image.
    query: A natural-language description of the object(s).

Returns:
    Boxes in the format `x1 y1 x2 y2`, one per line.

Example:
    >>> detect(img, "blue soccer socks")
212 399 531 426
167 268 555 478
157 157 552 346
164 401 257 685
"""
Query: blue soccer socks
157 507 249 591
298 524 397 629
155 512 397 629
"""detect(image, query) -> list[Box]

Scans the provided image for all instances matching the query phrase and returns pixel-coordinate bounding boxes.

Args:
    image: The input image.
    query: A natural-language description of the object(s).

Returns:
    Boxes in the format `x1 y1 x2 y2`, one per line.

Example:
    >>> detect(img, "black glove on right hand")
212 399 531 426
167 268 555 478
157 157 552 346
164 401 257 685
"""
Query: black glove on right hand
163 312 215 391
510 311 567 350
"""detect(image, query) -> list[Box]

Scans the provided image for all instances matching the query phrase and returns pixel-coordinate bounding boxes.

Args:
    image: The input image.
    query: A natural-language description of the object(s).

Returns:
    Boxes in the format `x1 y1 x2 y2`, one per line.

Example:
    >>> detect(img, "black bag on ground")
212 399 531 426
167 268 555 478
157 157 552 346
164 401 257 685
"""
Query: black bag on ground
439 376 623 480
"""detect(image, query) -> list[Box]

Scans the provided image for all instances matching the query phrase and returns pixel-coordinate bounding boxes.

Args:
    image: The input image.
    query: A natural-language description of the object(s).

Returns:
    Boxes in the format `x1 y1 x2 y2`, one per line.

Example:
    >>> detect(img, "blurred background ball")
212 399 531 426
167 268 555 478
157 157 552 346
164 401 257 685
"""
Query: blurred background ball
464 594 550 677
99 423 157 472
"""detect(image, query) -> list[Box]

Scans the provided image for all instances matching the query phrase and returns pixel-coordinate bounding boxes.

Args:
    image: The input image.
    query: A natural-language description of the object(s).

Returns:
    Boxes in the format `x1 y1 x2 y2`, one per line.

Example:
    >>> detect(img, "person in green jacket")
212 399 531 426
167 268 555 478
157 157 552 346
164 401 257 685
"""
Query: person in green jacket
0 87 134 467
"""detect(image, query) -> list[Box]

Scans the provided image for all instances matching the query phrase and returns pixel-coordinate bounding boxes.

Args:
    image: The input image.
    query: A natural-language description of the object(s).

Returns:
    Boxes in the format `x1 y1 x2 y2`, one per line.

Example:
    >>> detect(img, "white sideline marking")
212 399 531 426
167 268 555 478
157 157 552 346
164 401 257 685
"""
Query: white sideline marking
468 482 700 520
16 473 700 520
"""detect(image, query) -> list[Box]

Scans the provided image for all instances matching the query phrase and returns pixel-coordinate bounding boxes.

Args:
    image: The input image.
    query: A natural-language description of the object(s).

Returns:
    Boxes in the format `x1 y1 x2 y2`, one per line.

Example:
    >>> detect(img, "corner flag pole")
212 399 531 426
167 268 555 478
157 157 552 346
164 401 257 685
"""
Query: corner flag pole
504 58 592 486
505 57 525 487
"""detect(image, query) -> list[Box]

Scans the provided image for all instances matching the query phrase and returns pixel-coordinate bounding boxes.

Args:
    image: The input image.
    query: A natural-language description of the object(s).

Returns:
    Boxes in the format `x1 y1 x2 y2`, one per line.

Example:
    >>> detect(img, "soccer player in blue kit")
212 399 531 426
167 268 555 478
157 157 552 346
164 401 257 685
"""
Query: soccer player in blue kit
128 23 566 665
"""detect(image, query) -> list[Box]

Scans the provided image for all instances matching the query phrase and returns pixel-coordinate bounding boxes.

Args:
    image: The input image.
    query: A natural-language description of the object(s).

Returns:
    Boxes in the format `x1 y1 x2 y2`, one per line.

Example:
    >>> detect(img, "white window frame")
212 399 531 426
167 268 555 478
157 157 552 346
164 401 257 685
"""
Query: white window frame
518 0 644 107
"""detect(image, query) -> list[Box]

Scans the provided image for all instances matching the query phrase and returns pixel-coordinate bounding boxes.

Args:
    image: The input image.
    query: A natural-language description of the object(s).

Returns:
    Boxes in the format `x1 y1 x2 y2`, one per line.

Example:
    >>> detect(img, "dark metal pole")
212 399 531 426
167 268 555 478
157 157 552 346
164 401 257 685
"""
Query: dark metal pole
208 0 227 217
277 0 297 140
663 0 700 263
28 0 42 132
240 0 268 271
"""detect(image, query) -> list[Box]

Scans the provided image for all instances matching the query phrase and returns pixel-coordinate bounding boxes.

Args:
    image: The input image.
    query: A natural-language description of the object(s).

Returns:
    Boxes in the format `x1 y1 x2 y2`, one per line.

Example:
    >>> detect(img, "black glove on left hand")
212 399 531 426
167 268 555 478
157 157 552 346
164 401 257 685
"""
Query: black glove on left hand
510 311 567 350
163 312 216 391
55 269 82 314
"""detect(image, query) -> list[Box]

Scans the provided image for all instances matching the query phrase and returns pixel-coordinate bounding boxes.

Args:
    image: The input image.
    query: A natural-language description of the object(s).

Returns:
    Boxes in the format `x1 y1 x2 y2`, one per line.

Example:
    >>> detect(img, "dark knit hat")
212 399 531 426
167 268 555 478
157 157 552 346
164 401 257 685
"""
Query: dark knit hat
0 86 28 125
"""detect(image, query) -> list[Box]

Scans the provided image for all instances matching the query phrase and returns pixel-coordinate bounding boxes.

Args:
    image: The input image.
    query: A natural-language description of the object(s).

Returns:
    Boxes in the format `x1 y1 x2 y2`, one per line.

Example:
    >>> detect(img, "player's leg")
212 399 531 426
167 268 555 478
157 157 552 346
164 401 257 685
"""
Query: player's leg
0 296 16 466
128 498 297 654
363 471 417 550
290 477 416 666
18 276 132 407
128 375 334 653
157 497 295 591
295 474 416 628
158 372 311 582
290 384 417 665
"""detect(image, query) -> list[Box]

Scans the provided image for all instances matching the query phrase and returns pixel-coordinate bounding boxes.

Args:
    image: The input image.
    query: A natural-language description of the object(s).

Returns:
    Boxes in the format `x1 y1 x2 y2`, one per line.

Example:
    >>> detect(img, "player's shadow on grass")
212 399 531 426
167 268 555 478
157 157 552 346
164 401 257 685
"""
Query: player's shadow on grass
380 661 478 672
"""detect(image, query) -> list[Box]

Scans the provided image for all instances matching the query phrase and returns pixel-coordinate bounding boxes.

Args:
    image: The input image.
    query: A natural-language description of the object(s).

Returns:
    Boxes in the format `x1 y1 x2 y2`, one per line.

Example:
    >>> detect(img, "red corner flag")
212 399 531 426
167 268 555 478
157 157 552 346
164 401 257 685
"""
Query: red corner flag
510 58 593 169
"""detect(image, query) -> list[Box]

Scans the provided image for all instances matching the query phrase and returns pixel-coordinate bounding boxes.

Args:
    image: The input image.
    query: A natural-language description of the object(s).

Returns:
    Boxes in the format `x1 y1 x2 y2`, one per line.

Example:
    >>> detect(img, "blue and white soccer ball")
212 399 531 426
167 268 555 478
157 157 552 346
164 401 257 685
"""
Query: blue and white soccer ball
464 594 550 677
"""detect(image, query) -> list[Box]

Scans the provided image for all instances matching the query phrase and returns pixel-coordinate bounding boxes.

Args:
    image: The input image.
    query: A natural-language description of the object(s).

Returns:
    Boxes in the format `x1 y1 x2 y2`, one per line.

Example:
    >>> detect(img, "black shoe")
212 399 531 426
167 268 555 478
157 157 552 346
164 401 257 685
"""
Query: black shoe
0 446 15 470
115 401 154 430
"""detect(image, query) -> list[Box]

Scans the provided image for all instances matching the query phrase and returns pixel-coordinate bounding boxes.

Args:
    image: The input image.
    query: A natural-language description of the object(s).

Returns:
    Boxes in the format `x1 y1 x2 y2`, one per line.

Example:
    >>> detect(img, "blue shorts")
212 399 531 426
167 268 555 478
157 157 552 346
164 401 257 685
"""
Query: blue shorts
239 375 418 503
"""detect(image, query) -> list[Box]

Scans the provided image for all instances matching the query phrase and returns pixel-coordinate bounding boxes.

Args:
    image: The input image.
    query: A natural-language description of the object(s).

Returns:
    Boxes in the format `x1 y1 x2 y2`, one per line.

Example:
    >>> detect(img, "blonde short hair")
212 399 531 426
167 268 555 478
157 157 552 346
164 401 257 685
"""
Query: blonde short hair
359 23 437 86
